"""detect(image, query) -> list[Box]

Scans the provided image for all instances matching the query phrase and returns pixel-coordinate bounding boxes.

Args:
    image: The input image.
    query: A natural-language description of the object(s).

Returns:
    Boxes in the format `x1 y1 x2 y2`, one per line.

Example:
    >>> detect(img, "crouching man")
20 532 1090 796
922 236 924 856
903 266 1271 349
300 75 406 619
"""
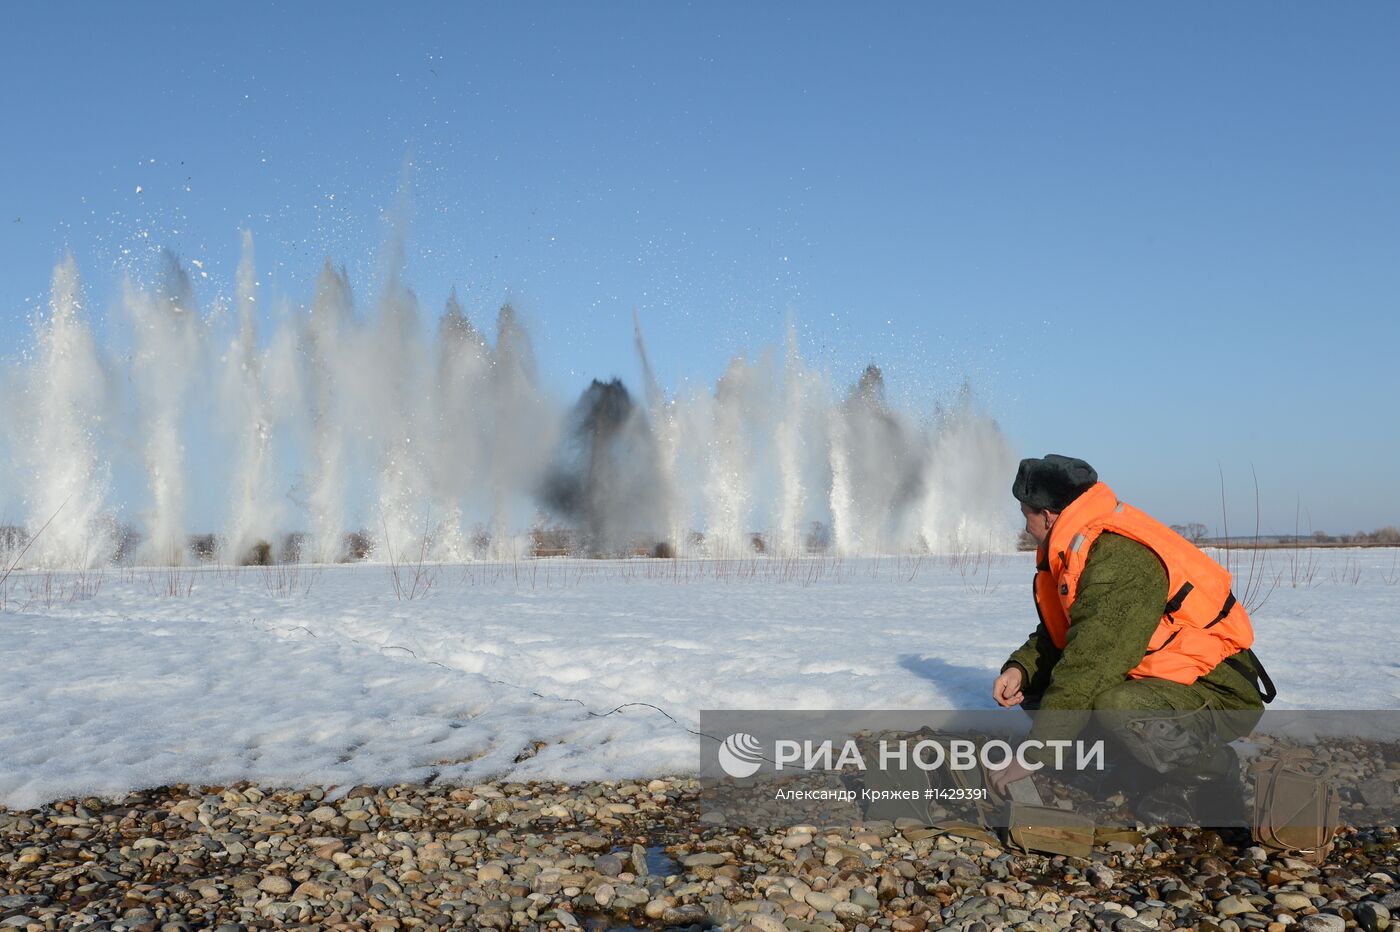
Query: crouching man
988 454 1274 824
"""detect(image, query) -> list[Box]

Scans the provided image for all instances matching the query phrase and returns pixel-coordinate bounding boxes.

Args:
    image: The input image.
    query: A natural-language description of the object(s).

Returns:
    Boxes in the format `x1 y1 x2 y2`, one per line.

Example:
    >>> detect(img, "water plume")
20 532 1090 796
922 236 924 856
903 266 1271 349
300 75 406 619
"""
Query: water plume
367 260 430 562
430 289 490 561
634 315 683 554
217 232 279 564
126 251 204 564
302 261 357 563
22 256 114 567
486 303 557 559
2 244 1019 567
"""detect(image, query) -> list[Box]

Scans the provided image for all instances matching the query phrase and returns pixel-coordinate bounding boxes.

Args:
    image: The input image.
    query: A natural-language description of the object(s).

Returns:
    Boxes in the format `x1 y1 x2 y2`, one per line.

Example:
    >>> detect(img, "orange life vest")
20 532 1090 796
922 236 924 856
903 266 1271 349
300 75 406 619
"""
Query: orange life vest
1032 482 1253 684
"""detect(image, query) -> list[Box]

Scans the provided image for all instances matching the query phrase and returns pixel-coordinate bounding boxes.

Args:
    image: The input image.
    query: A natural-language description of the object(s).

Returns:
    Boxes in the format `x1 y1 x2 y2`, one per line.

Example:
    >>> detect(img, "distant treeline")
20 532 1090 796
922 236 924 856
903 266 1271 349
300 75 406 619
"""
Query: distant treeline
1164 523 1400 548
1198 528 1400 549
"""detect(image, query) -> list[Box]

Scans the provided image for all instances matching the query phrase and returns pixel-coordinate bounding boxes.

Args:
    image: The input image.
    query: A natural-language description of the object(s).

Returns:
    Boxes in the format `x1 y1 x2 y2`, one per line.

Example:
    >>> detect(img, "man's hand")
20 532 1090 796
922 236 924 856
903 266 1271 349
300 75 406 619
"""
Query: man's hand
988 759 1036 795
993 666 1025 708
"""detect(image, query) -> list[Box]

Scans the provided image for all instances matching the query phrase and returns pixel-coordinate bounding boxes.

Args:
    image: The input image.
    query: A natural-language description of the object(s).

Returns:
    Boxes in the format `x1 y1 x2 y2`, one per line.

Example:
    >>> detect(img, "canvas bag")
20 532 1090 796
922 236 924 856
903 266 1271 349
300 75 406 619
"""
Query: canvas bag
1250 754 1341 864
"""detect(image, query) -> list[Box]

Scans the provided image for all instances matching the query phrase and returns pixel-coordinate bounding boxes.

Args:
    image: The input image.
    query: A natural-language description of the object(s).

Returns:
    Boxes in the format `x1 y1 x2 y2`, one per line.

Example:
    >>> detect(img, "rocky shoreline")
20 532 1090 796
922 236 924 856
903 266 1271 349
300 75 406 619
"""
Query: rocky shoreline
1 779 1396 932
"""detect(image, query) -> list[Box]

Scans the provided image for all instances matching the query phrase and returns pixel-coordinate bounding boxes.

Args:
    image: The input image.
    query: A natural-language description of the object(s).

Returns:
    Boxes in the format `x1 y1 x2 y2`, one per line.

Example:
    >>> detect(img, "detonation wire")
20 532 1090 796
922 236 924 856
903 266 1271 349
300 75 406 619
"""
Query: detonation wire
0 494 71 588
248 618 728 748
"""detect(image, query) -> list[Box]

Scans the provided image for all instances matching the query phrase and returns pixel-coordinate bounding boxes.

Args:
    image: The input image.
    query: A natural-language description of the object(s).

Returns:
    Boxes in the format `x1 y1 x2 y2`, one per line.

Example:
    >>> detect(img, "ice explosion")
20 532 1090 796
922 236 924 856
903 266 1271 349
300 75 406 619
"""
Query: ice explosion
1 237 1018 566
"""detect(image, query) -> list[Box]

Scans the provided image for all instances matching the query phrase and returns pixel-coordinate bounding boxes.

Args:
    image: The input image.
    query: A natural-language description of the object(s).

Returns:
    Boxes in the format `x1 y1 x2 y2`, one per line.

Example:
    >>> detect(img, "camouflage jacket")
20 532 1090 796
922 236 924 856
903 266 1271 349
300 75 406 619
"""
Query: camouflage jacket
1004 532 1266 714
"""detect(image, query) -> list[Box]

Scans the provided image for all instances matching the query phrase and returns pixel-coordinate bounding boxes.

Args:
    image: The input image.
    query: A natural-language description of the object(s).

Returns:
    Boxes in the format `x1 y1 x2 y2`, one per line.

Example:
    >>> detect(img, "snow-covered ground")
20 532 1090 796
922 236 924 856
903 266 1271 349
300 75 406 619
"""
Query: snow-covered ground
2 548 1396 810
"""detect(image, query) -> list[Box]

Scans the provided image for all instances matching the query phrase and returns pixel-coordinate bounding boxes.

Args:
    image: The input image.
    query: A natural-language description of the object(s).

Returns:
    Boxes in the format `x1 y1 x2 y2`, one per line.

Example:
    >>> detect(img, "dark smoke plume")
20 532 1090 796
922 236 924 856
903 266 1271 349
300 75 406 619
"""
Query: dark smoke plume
541 378 664 555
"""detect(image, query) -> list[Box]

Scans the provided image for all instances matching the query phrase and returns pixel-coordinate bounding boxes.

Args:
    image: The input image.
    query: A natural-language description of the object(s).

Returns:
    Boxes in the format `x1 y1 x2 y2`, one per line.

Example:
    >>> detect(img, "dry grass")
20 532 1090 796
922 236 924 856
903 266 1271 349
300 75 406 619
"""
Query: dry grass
259 562 320 598
1382 552 1400 587
1328 551 1363 587
446 550 997 592
148 564 196 598
1218 466 1280 615
382 518 439 601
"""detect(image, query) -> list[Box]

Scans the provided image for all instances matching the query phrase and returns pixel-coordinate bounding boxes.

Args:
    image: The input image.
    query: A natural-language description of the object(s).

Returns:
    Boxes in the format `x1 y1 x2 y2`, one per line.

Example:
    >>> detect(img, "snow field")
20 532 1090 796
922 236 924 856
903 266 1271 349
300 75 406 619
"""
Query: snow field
1 548 1395 810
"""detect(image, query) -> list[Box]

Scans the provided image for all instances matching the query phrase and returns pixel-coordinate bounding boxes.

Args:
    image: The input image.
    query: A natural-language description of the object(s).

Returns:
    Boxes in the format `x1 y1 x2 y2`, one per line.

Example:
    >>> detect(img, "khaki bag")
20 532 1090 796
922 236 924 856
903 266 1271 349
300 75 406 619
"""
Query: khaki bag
1006 802 1096 859
1250 755 1341 864
983 768 1099 859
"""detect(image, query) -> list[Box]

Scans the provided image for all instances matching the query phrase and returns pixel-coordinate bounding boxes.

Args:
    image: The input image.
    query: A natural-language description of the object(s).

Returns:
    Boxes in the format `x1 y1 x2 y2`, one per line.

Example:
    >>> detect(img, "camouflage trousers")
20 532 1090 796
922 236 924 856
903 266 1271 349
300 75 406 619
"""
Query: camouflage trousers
1092 677 1262 775
1027 677 1263 777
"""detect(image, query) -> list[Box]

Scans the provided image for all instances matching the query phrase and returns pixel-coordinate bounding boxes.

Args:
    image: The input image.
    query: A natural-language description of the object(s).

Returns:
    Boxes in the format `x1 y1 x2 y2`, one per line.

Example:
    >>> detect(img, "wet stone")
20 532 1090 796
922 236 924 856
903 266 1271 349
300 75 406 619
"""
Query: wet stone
256 875 292 895
1357 903 1391 932
1298 916 1347 932
3 778 1396 931
1217 896 1253 916
1274 892 1313 911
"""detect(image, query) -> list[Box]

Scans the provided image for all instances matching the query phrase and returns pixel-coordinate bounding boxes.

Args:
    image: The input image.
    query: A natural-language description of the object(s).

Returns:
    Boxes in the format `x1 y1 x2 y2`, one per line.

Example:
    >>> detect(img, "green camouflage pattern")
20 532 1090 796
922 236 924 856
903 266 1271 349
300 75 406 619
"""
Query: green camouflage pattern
1004 533 1265 762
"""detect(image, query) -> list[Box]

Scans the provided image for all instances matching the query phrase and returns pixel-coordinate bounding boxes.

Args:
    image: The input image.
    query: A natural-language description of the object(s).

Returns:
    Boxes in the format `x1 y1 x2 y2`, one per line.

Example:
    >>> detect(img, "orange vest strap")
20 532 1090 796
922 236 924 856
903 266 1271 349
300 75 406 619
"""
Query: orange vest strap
1205 591 1237 627
1164 582 1193 615
1222 647 1277 704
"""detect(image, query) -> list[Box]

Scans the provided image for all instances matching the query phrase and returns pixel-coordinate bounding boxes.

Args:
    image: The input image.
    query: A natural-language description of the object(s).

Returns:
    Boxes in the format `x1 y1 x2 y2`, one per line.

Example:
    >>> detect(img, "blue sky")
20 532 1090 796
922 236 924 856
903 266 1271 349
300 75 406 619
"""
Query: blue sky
2 2 1397 533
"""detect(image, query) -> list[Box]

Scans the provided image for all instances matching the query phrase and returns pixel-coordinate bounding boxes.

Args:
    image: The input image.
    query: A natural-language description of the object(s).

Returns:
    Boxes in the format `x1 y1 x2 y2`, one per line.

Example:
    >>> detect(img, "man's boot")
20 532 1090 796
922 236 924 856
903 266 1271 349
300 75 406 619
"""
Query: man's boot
1188 745 1248 829
1131 744 1247 827
1132 779 1195 825
1070 745 1154 800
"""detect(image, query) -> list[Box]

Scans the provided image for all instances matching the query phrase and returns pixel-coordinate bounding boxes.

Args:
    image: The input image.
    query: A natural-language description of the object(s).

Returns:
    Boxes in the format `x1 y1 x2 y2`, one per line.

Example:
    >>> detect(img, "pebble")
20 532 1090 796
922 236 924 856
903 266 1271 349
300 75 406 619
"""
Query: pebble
1357 903 1391 932
1217 895 1253 916
1088 865 1116 889
629 842 650 876
256 875 291 895
387 801 421 819
0 770 1393 932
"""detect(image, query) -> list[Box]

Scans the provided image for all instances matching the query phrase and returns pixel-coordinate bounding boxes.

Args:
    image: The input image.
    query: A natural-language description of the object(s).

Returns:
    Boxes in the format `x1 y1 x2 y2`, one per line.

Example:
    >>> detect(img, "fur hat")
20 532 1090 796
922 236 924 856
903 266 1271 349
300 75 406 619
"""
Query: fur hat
1012 454 1098 512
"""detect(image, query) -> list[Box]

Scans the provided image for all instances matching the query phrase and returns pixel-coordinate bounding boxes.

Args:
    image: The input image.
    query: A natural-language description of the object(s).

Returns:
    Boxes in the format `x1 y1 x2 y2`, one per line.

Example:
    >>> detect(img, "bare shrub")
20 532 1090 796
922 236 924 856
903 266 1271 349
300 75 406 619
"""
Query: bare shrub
147 551 195 597
22 572 59 611
67 568 105 602
1367 526 1400 546
1170 522 1209 544
1382 552 1399 587
1 500 71 609
260 562 319 597
1286 499 1320 588
383 518 438 601
1219 466 1279 615
1329 552 1362 586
